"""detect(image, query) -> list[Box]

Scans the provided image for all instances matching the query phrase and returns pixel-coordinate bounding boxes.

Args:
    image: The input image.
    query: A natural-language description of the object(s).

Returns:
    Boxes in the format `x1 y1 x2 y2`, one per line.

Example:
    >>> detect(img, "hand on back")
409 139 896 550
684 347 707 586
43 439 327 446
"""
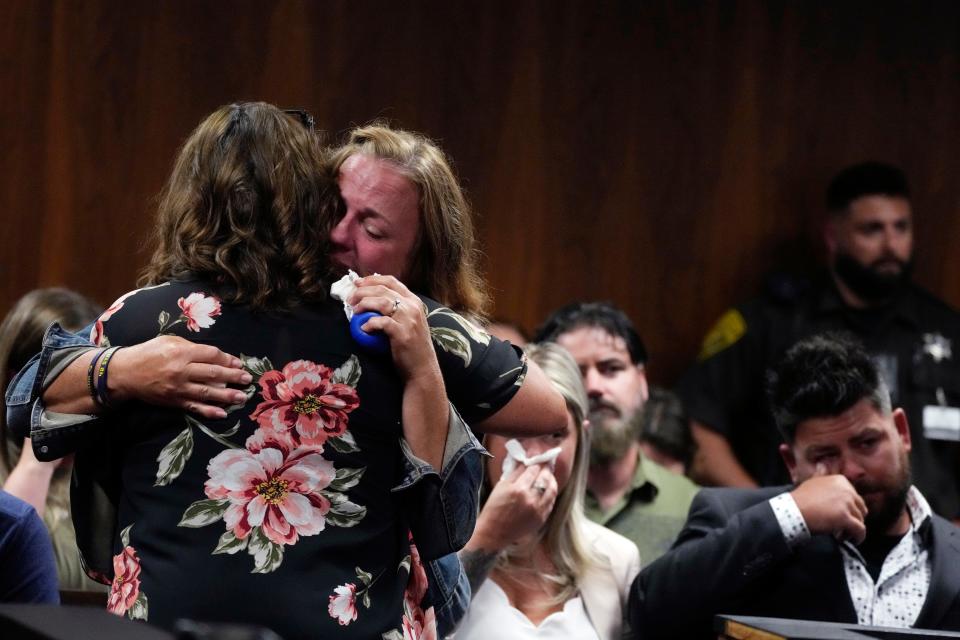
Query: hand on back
109 335 250 419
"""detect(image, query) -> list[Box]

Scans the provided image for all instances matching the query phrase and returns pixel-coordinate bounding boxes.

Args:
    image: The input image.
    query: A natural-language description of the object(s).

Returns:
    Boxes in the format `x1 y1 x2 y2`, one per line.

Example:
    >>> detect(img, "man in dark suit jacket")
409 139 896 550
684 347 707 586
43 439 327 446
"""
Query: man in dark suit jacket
630 334 960 638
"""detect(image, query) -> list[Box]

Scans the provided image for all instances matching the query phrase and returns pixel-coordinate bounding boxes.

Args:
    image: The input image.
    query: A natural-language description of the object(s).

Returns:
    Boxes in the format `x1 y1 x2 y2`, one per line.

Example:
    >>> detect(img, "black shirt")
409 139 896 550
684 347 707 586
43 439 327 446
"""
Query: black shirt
91 280 524 639
858 532 907 583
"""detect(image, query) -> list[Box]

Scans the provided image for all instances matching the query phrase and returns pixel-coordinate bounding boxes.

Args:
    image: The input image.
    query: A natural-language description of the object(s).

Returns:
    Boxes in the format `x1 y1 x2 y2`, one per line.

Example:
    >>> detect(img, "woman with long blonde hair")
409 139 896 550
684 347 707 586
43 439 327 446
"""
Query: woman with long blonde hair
455 342 640 639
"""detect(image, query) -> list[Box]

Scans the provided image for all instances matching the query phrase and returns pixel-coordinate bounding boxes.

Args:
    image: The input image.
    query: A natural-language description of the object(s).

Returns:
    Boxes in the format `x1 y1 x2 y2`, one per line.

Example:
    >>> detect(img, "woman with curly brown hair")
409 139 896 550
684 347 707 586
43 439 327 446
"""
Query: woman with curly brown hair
13 102 546 639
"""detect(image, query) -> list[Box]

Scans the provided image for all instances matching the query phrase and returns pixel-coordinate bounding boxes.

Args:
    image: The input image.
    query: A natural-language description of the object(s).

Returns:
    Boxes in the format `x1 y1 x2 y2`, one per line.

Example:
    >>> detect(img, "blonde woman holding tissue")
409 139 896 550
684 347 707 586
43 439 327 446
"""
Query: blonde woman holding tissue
455 343 640 639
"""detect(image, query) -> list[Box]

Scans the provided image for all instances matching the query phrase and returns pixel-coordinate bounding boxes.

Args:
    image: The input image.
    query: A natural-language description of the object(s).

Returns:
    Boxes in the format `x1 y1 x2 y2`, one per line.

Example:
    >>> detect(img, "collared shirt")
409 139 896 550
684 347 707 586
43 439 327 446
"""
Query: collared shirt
771 486 933 628
584 450 699 565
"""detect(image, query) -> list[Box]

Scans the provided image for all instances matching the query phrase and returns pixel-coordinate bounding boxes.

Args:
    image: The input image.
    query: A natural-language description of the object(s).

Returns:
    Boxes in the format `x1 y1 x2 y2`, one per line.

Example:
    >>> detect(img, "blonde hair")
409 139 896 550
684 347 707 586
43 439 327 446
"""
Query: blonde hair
140 102 333 310
328 123 489 317
499 342 599 603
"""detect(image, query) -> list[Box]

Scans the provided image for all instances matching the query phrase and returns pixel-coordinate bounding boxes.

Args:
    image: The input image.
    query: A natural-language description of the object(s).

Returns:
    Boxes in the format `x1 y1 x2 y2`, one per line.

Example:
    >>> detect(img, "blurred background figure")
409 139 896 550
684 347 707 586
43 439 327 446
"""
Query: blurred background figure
0 488 59 603
485 318 528 347
536 301 699 565
0 287 104 594
635 387 696 477
456 342 639 640
679 162 960 522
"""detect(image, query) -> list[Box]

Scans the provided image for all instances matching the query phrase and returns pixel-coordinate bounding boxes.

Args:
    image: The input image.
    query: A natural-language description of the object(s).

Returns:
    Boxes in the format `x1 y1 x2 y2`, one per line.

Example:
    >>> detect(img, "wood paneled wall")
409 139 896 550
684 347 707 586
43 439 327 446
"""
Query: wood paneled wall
3 1 960 384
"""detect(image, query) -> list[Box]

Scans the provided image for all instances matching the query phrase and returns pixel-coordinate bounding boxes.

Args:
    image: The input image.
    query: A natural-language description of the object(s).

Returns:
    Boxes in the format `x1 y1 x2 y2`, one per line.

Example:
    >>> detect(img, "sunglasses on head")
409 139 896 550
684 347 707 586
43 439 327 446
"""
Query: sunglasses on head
283 108 315 132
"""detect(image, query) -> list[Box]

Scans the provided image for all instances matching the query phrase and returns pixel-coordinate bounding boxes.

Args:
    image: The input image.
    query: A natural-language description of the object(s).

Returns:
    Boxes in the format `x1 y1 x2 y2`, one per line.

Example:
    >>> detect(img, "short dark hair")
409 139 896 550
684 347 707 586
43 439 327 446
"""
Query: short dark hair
826 161 910 214
766 333 891 443
534 301 648 365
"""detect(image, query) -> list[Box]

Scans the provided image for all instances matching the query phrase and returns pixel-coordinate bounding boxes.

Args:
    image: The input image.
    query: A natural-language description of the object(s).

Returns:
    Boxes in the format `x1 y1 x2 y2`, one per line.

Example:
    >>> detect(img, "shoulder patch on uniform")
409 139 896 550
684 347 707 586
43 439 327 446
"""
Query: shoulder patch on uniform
698 309 747 361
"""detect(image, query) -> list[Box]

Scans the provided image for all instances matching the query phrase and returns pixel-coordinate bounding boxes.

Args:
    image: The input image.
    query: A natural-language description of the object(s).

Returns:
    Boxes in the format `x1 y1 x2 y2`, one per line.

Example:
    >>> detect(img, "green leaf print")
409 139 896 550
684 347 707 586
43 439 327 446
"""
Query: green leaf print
327 430 360 454
356 566 373 586
430 327 472 367
332 354 362 388
120 524 133 548
328 467 365 492
178 498 229 528
212 531 249 555
323 491 367 528
128 591 149 621
239 354 274 381
154 426 194 487
397 553 412 576
184 415 242 449
248 527 284 574
428 307 491 346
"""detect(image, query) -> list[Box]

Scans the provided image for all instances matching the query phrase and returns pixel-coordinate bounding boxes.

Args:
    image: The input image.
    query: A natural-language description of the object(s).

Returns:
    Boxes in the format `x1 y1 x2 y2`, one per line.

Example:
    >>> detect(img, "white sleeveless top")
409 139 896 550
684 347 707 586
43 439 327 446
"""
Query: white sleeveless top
452 579 601 640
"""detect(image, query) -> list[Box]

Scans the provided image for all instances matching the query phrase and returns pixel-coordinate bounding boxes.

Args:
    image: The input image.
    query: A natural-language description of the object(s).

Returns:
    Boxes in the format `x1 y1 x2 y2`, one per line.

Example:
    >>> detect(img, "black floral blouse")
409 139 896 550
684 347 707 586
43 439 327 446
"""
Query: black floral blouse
88 280 523 640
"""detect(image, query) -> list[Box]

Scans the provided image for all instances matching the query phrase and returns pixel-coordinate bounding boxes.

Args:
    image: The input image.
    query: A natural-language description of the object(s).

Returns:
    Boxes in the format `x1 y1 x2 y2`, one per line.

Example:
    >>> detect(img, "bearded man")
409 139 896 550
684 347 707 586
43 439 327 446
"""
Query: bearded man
630 334 960 638
679 162 960 520
535 302 699 564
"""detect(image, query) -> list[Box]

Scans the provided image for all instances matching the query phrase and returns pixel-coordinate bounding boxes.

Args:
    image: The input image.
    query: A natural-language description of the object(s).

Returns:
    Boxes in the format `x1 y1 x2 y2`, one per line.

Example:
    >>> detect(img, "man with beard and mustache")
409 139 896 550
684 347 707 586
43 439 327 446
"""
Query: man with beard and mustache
535 302 699 565
630 334 960 638
679 162 960 521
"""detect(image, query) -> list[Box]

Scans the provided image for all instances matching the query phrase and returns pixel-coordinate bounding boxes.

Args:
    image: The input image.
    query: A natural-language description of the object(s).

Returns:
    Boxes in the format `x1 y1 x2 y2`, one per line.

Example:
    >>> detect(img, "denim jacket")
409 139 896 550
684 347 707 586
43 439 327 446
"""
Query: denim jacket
6 322 483 634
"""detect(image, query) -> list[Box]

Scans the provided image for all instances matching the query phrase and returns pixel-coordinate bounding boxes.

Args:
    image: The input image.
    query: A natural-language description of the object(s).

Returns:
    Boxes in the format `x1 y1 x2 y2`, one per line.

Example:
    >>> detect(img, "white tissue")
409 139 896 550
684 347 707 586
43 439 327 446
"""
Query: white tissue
330 270 362 320
500 438 562 479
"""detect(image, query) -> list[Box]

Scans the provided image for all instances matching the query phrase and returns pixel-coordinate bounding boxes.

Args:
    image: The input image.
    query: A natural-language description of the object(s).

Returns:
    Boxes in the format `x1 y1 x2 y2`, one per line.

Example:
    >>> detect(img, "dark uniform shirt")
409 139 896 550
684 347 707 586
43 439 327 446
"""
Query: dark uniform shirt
678 275 960 518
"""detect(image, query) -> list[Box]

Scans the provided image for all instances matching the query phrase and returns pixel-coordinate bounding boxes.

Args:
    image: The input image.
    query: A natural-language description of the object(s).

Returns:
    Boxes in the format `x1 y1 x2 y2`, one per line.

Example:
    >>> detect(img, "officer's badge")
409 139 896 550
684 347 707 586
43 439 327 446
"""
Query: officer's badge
698 309 747 361
922 333 952 363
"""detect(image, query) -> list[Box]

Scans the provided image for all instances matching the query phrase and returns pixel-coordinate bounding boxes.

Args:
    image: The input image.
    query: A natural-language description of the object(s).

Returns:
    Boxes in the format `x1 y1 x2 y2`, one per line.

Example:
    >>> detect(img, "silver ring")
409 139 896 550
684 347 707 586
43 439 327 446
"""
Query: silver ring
392 299 401 314
533 482 546 495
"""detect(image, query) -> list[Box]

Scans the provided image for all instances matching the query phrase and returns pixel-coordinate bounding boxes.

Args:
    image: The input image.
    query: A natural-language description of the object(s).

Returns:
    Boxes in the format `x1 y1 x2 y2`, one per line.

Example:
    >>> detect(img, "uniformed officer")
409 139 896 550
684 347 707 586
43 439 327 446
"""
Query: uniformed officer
678 161 960 518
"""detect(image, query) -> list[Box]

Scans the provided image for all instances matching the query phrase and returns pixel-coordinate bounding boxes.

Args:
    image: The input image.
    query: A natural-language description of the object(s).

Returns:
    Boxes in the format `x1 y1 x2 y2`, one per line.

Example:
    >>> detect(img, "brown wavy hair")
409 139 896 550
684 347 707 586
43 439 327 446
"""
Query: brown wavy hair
139 102 333 309
328 123 489 317
0 288 100 473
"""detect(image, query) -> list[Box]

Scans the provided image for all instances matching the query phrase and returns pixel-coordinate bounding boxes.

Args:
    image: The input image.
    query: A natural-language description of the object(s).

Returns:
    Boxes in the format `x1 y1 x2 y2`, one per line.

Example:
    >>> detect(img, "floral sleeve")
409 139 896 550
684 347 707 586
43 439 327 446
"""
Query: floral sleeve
422 300 526 425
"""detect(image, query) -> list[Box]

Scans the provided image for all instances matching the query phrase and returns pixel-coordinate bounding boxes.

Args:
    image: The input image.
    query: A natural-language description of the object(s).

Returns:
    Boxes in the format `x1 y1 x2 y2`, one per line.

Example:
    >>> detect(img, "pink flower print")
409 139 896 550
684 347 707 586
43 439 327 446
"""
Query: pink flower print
251 360 359 448
327 583 358 626
90 290 139 346
245 426 298 456
177 292 221 332
405 537 429 608
401 605 437 640
399 537 436 640
107 546 142 616
204 445 334 546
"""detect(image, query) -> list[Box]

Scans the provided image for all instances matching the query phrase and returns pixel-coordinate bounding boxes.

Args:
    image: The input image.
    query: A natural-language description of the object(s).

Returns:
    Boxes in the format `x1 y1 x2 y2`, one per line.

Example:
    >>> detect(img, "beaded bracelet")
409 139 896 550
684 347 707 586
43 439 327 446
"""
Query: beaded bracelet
86 348 107 407
95 346 122 408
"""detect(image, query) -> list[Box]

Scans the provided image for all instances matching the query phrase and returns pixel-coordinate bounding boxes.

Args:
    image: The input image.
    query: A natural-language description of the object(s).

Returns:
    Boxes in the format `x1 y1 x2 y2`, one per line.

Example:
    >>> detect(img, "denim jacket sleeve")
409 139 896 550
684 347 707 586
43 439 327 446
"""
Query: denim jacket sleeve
4 322 99 459
395 403 482 638
393 402 486 562
426 552 471 638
